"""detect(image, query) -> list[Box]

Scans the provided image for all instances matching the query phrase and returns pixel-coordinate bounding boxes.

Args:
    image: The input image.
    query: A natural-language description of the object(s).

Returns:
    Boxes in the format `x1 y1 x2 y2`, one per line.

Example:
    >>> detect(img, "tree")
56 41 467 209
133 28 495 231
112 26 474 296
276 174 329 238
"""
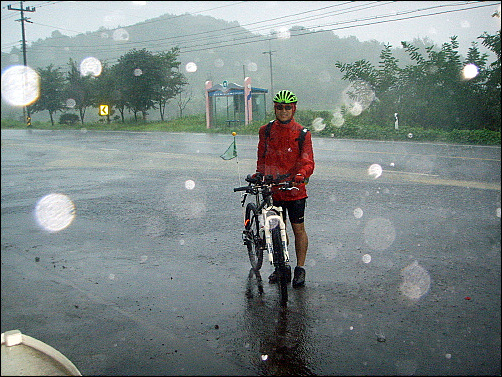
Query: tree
176 86 193 118
29 64 66 126
65 58 94 124
478 30 501 129
153 48 187 121
91 63 122 123
335 35 500 131
113 48 186 122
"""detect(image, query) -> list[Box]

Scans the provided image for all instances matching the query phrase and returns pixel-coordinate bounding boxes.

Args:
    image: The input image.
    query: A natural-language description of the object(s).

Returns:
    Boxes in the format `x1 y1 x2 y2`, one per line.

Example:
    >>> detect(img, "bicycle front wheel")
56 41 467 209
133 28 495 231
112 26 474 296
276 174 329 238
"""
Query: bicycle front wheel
272 226 288 305
244 203 263 271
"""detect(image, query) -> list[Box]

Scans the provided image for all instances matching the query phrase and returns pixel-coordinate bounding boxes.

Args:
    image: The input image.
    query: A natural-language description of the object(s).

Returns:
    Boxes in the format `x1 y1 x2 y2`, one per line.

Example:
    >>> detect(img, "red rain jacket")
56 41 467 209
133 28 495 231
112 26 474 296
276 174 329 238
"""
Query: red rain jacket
256 118 315 202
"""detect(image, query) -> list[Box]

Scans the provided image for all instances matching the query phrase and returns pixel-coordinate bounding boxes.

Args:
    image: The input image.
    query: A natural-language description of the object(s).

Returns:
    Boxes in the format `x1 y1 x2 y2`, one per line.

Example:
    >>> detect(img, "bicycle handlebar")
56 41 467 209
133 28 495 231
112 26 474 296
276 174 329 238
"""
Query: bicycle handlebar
233 173 299 193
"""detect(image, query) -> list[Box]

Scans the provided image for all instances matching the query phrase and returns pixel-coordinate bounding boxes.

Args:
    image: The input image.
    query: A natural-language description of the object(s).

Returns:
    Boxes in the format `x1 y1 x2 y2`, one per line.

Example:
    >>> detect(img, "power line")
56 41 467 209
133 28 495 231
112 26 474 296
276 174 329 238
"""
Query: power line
2 1 498 60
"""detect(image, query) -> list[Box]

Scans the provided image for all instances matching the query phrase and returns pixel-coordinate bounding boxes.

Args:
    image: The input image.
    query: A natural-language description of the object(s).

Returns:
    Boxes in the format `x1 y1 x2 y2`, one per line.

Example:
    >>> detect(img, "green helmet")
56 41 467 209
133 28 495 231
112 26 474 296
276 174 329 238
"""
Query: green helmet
273 90 297 104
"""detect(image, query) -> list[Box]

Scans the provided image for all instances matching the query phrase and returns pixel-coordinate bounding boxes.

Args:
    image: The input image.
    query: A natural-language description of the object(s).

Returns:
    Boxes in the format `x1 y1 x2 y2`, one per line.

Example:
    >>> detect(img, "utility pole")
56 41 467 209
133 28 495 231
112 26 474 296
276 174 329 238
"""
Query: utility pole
262 39 276 110
8 1 36 127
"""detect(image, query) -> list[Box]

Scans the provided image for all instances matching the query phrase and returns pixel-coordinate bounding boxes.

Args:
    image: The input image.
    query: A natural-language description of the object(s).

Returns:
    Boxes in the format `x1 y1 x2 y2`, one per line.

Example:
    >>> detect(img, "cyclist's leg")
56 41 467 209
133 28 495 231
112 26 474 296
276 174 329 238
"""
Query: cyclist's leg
287 198 308 266
291 222 308 266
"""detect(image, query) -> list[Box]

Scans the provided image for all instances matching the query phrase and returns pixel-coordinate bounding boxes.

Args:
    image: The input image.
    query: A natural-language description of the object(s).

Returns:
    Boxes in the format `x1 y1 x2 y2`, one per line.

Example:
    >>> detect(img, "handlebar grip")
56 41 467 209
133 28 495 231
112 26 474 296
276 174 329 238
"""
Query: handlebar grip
233 186 249 192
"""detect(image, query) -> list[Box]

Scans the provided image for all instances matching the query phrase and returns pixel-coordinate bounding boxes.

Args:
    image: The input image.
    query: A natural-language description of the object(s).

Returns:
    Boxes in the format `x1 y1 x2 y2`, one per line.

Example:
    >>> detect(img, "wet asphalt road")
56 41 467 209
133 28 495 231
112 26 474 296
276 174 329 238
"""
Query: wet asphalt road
1 129 500 375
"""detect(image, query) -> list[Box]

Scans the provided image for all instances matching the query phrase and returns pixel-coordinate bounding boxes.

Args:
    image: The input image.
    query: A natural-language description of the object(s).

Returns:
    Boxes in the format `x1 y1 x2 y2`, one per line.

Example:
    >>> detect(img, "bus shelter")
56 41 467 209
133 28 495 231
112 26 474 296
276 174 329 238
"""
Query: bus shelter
205 77 268 128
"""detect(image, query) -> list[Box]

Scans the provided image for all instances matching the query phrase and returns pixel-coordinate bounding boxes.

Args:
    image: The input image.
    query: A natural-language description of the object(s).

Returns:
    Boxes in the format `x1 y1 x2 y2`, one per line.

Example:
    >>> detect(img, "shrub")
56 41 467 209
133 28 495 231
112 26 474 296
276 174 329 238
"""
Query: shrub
59 113 80 125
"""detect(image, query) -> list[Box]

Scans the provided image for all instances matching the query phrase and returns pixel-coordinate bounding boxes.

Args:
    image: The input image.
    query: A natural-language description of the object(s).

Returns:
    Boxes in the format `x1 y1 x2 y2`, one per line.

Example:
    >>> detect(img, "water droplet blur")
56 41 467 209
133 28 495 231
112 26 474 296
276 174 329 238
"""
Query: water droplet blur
1 65 40 106
311 117 326 131
80 57 102 77
185 62 197 73
247 62 258 72
407 133 414 139
261 354 268 361
66 98 76 108
109 273 115 280
134 68 143 77
318 70 331 83
362 254 372 264
353 207 363 219
496 207 501 218
34 193 76 233
462 63 479 80
342 80 375 116
140 255 148 264
331 110 345 128
368 164 382 179
214 58 224 68
363 217 396 251
399 260 431 301
276 27 291 39
179 239 185 246
113 28 129 41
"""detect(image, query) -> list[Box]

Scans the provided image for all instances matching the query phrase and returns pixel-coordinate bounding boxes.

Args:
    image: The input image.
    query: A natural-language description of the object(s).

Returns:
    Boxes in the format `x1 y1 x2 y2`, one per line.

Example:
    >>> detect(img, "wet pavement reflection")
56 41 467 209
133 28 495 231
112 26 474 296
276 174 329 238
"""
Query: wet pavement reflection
244 268 315 375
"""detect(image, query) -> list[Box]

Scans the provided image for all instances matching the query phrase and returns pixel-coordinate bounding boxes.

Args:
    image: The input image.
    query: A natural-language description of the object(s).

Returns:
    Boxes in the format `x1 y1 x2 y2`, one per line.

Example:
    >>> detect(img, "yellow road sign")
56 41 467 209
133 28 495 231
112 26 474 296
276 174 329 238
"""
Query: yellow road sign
99 105 109 116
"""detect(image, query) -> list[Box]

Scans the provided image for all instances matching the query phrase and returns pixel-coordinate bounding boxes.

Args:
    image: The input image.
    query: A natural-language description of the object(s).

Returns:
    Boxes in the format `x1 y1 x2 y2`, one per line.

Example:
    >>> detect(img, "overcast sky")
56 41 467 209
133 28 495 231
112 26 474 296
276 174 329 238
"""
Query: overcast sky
2 1 501 57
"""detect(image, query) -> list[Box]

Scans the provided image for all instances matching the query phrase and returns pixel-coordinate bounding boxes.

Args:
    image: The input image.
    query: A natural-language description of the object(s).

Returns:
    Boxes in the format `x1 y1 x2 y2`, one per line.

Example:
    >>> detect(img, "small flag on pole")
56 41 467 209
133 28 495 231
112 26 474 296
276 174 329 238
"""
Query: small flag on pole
220 133 237 160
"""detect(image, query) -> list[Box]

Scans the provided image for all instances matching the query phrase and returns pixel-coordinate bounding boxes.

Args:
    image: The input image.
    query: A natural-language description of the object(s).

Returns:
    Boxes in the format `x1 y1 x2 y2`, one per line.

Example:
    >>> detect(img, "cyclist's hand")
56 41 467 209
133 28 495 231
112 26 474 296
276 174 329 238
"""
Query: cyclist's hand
247 172 263 183
294 174 305 184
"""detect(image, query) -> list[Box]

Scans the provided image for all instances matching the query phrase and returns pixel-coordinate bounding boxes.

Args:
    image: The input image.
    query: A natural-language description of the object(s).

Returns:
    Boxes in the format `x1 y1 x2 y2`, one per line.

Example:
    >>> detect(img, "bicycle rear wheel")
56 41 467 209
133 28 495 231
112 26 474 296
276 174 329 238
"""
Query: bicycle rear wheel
244 203 263 270
272 226 288 305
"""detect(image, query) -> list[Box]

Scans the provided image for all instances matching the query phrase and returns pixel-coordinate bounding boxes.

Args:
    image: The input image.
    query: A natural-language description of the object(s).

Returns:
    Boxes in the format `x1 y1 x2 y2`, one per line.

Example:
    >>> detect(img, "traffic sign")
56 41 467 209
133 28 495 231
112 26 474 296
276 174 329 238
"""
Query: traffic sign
99 105 109 116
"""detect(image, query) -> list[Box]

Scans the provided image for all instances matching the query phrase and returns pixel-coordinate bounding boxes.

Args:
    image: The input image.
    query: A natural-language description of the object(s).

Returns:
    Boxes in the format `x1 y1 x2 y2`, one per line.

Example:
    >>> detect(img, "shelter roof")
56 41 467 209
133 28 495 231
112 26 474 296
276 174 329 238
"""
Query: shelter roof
207 82 268 97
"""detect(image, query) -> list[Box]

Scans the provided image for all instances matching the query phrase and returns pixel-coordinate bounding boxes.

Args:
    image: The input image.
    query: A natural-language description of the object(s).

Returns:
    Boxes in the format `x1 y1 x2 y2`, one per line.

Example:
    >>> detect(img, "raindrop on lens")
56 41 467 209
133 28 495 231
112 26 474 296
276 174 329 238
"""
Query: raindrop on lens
331 111 345 128
362 254 371 263
399 260 431 300
113 28 129 41
35 193 76 232
368 164 382 179
311 117 326 131
363 217 396 251
80 57 102 77
462 63 479 80
353 208 363 219
185 180 196 190
407 133 413 139
134 68 143 76
185 62 197 73
247 62 258 72
66 98 76 108
1 65 40 106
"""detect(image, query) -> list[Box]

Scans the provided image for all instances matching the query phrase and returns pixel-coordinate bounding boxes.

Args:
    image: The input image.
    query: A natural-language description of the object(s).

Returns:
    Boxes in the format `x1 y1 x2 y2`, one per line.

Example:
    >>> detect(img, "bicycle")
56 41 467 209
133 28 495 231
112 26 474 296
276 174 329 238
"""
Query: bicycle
234 173 298 305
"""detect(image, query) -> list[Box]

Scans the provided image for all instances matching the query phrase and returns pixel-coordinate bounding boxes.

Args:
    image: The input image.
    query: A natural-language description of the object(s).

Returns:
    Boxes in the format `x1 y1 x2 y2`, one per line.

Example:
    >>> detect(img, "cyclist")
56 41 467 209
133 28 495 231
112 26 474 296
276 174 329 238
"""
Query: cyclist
253 90 315 287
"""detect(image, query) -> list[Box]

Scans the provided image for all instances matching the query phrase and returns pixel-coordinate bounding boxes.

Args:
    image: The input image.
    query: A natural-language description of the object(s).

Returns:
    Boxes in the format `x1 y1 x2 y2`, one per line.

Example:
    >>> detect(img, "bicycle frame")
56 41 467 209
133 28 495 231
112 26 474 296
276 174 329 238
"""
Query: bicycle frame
236 174 294 266
257 197 290 265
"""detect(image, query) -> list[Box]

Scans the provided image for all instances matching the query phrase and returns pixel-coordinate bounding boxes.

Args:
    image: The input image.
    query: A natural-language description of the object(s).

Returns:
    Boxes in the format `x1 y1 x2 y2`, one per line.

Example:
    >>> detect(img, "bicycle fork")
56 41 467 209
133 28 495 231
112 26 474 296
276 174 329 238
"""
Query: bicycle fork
263 212 290 264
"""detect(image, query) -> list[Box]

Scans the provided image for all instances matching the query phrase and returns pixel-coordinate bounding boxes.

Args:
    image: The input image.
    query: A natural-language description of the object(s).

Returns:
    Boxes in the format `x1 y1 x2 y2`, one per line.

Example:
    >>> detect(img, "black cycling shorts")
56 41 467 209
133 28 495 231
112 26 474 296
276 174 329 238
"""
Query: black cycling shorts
273 198 307 224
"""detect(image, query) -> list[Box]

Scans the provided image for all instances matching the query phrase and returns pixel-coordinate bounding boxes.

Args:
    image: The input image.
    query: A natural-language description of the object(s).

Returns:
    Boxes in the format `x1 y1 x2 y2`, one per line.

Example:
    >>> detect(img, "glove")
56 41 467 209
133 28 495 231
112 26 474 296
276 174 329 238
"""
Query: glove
294 174 305 184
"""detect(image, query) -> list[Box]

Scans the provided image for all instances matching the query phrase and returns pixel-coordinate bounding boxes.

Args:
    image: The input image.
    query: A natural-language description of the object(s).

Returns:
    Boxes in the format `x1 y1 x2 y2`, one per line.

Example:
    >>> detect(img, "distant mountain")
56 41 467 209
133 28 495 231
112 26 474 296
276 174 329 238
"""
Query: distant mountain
2 11 434 122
